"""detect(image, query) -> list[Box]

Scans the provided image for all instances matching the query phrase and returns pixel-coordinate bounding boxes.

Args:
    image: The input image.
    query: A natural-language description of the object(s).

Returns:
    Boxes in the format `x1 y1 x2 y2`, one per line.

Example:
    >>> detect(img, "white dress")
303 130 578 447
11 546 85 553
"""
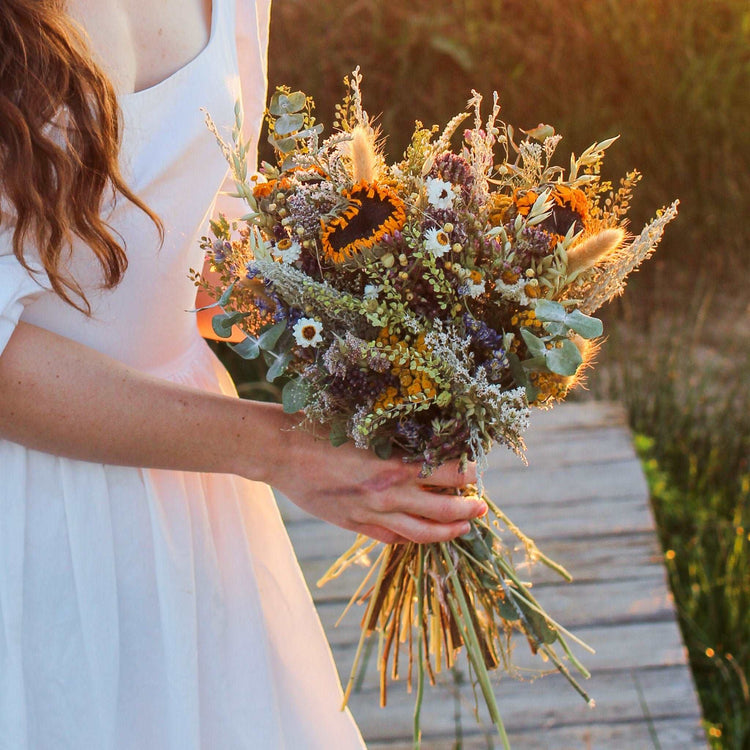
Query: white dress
0 0 364 747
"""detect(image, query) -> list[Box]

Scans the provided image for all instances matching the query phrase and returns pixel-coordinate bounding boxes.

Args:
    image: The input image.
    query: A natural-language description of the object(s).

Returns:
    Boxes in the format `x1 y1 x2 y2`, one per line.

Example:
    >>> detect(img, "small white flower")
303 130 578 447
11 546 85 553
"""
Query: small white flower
363 284 382 300
466 280 486 298
293 317 323 347
272 238 301 264
425 177 458 210
423 227 451 257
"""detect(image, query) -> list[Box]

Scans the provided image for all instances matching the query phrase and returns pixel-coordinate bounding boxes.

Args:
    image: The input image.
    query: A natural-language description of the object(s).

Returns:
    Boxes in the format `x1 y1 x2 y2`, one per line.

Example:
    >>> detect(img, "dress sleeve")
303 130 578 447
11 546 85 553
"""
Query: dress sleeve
0 227 45 356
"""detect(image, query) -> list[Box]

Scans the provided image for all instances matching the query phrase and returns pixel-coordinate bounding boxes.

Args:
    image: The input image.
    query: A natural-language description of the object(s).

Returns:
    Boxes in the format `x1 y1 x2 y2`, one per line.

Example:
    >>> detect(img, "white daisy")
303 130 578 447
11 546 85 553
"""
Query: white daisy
465 279 486 298
272 238 301 264
423 227 451 257
425 177 458 210
293 317 324 347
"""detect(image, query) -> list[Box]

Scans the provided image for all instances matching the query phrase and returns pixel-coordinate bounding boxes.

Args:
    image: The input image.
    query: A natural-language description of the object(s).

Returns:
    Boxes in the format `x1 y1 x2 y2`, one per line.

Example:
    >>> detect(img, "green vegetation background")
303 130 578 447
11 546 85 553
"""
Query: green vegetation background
256 1 750 745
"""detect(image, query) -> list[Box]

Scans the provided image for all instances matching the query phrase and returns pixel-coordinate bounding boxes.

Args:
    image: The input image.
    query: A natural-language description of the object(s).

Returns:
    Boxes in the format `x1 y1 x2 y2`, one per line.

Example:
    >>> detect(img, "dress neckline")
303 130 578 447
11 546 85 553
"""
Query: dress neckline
120 0 218 102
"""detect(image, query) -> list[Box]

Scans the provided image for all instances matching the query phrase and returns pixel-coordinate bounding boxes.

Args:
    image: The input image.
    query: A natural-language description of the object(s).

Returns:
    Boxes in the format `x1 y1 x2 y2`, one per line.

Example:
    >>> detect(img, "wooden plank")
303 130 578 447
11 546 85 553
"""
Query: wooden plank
482 459 650 507
315 577 676 648
343 665 703 743
488 425 636 470
516 402 628 433
368 717 707 750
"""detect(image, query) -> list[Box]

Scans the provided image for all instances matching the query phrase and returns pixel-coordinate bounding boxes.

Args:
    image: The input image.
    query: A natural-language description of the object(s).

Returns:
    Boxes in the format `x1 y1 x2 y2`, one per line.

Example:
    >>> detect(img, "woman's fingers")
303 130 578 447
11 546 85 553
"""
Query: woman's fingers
377 513 472 544
407 488 486 524
425 459 478 488
355 485 485 527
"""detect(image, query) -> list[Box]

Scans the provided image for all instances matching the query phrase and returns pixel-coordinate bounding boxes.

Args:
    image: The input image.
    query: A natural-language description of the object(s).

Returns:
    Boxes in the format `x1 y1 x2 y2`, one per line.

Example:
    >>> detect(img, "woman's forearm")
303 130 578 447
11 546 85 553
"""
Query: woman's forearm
0 321 289 480
0 321 486 544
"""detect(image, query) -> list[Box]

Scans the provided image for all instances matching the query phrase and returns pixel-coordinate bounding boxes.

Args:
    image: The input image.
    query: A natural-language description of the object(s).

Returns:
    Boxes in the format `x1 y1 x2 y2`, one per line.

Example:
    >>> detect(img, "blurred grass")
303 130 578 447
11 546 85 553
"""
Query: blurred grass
593 283 749 748
260 1 750 745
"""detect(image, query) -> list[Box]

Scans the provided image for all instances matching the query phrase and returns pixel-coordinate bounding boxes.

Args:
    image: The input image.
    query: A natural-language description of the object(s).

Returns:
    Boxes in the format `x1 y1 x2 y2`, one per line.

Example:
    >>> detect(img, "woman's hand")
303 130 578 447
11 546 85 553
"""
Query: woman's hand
267 422 485 545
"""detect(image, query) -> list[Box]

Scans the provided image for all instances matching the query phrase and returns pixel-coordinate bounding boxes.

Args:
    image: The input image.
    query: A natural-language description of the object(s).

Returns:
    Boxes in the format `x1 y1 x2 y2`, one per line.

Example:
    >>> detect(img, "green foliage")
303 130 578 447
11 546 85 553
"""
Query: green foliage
534 300 603 340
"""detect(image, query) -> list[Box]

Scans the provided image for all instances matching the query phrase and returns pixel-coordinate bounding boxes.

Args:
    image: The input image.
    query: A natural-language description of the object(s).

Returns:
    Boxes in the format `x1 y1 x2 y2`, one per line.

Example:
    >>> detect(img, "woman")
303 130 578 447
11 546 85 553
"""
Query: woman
0 1 485 747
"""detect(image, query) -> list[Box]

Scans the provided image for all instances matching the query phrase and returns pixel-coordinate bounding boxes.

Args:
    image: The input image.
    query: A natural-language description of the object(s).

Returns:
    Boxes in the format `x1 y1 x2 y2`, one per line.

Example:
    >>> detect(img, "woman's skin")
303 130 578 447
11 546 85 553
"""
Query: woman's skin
0 0 485 545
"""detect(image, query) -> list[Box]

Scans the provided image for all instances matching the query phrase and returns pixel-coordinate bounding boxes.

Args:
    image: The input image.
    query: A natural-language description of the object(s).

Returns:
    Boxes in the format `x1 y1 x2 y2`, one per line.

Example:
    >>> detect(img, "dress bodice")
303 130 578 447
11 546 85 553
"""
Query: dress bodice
14 0 266 376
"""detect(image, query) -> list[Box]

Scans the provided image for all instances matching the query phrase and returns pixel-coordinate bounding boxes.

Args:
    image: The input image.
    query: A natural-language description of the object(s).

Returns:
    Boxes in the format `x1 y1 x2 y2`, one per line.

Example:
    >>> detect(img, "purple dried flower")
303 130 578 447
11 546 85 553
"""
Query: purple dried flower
508 224 555 267
464 315 503 349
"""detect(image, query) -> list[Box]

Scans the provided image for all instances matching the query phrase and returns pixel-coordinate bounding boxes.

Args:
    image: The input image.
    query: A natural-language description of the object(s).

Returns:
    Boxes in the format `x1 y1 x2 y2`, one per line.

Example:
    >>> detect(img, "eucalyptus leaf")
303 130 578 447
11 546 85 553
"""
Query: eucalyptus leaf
329 421 349 447
520 328 547 359
521 356 548 372
545 339 583 376
274 113 305 136
275 329 296 354
266 351 292 382
534 299 567 323
295 124 324 139
269 91 306 116
282 378 310 413
268 135 297 154
268 92 285 116
257 320 288 351
525 381 540 403
508 351 529 388
536 299 603 339
518 600 558 645
283 91 307 113
191 299 220 313
566 309 603 339
211 311 246 338
229 336 260 360
217 281 237 307
372 437 393 461
541 321 569 338
281 154 299 171
496 595 522 621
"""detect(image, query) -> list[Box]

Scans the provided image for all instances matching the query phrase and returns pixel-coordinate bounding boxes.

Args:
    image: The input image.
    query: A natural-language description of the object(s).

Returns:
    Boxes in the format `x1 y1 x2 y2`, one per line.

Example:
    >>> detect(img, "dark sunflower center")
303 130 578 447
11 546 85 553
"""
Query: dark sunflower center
327 191 400 253
320 182 407 263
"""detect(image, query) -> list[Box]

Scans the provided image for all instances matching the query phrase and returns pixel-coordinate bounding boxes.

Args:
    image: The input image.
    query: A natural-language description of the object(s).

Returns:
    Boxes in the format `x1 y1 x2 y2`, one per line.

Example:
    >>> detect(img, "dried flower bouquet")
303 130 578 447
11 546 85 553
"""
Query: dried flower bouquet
196 69 678 747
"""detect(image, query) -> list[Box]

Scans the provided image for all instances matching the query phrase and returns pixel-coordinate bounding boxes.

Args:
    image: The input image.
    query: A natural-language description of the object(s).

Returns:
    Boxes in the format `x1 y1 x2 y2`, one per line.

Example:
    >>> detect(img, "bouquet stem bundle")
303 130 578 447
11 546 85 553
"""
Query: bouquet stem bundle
319 492 594 747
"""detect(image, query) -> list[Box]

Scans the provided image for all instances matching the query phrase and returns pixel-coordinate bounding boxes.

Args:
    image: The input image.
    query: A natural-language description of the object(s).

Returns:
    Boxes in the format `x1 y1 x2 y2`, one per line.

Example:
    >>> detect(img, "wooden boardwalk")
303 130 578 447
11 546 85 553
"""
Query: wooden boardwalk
277 402 707 749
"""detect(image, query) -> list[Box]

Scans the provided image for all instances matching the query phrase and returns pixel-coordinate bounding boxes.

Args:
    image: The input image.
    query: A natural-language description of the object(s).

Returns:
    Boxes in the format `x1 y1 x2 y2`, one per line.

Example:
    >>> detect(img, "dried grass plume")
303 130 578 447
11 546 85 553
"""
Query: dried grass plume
566 228 626 279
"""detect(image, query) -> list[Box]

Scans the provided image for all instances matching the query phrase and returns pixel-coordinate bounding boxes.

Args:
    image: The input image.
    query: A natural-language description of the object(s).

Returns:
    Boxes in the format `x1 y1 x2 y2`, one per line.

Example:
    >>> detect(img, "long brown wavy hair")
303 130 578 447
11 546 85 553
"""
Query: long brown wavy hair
0 0 162 313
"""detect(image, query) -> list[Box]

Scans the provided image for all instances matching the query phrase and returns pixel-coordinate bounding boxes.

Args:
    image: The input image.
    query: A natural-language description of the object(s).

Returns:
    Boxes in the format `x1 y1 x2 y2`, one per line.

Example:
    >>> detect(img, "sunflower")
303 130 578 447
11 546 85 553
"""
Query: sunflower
513 184 589 236
320 181 406 264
